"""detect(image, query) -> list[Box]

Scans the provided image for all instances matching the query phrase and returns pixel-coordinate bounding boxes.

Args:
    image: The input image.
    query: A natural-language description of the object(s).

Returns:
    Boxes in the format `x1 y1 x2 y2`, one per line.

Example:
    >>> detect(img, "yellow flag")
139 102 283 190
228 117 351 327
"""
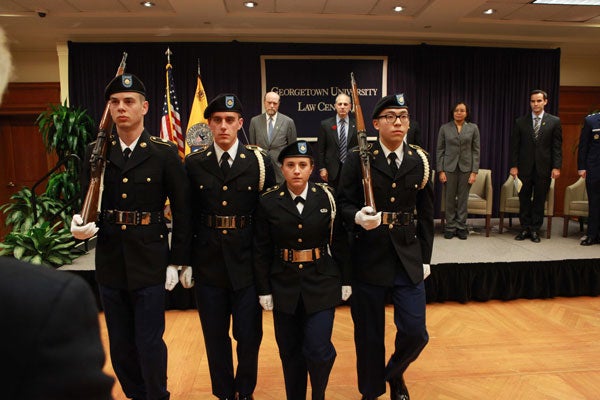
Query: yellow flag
185 69 210 155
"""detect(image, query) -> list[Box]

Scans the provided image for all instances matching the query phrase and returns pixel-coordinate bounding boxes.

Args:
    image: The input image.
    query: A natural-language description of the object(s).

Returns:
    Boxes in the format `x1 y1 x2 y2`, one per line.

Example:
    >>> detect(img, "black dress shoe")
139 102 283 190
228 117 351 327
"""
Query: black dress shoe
444 230 455 239
530 231 541 243
515 229 531 240
457 229 468 240
389 376 410 400
581 236 598 246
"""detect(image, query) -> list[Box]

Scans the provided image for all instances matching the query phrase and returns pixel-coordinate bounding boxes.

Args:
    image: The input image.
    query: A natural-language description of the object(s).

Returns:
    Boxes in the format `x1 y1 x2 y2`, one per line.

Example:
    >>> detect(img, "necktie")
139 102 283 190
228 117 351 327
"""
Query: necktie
220 152 230 176
339 119 347 163
123 148 131 161
388 152 399 176
294 196 304 213
533 117 541 140
268 117 274 141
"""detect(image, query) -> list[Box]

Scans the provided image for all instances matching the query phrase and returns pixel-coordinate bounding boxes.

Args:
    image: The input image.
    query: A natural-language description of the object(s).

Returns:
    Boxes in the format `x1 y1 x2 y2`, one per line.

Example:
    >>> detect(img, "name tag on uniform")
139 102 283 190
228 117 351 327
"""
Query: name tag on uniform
592 128 600 132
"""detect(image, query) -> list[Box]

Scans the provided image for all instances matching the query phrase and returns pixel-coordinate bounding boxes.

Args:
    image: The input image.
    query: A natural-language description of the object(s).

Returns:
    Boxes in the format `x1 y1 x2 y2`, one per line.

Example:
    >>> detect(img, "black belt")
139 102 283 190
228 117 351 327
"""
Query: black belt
202 214 252 229
280 246 326 263
381 211 415 226
100 210 164 225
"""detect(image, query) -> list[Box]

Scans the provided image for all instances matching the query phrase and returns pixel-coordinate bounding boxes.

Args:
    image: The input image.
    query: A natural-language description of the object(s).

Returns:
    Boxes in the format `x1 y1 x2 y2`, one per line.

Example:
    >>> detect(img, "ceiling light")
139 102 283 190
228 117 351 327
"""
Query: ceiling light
531 0 600 4
140 1 155 7
393 6 404 12
483 8 496 15
244 1 258 7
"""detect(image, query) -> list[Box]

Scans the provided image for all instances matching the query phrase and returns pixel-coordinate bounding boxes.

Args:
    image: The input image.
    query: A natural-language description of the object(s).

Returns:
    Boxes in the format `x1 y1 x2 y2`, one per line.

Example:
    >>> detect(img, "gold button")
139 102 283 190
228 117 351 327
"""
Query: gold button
389 224 394 229
392 182 396 188
298 238 303 243
223 185 228 191
122 177 128 183
122 193 127 199
390 197 396 202
222 200 228 206
298 224 303 229
298 264 304 269
415 184 418 188
222 230 228 235
248 186 252 190
200 185 204 189
160 234 164 239
121 225 127 231
147 177 151 182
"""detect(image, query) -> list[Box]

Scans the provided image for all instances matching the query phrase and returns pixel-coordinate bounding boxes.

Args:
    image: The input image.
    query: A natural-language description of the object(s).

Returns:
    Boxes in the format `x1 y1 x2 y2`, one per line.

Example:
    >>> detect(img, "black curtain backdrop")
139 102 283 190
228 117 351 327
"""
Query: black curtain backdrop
68 41 560 217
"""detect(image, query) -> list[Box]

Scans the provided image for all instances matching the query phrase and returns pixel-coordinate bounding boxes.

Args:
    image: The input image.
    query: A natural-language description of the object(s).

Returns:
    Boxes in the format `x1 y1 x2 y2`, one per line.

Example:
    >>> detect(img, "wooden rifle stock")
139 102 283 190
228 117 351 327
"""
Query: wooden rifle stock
350 73 376 212
81 52 128 224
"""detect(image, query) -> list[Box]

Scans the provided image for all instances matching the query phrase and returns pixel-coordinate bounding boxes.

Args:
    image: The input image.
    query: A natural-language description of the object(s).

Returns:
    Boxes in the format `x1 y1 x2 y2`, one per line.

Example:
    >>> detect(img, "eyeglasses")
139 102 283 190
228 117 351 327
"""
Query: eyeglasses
377 113 410 124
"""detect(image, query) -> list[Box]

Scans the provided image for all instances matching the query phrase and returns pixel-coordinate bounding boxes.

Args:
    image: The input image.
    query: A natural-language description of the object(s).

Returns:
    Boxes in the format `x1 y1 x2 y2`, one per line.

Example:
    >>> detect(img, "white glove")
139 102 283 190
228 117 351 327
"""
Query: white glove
70 214 98 240
180 266 194 288
423 264 431 280
259 294 273 311
354 206 381 230
165 265 179 291
341 285 352 301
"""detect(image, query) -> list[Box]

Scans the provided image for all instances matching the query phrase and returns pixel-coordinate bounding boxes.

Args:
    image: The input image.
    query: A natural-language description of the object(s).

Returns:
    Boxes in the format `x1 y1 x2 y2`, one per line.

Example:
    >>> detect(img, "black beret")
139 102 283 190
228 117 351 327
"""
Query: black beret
371 93 408 119
104 73 146 101
278 140 314 163
204 93 243 119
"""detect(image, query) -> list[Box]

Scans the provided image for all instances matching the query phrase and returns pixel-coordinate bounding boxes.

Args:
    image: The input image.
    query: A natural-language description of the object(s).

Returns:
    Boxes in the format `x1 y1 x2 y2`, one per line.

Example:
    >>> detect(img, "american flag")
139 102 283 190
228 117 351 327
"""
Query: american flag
160 62 185 159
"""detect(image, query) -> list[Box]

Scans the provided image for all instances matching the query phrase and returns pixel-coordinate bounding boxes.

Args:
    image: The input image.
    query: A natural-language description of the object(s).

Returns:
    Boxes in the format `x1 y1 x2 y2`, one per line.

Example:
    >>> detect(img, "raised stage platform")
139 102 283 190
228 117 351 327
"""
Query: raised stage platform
63 217 600 307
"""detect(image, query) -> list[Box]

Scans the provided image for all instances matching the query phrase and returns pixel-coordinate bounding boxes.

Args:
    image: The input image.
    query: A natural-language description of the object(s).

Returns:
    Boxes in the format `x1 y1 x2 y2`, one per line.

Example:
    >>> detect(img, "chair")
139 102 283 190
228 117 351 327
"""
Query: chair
498 175 555 238
440 169 493 237
563 177 588 237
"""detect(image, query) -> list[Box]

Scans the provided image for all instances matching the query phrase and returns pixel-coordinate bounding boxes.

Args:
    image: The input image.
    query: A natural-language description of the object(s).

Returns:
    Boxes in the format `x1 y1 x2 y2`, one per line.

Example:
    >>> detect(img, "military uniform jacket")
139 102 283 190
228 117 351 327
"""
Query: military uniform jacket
253 182 351 315
578 112 600 175
337 141 434 286
82 130 192 291
185 143 275 290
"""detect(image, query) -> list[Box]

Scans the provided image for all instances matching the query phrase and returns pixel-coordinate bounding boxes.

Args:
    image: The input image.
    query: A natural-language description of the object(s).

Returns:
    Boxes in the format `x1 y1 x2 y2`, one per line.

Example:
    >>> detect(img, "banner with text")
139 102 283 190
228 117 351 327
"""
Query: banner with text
261 56 388 140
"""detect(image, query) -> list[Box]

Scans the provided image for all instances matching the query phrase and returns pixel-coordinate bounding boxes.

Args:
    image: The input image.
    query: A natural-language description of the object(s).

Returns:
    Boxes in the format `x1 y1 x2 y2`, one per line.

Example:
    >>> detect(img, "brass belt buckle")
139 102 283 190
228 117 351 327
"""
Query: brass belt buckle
215 215 236 229
119 211 137 225
292 249 313 263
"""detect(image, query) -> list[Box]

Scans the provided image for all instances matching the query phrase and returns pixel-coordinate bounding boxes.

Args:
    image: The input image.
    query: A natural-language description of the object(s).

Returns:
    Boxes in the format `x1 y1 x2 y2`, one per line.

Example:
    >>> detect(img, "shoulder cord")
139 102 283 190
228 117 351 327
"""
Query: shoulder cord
251 148 266 191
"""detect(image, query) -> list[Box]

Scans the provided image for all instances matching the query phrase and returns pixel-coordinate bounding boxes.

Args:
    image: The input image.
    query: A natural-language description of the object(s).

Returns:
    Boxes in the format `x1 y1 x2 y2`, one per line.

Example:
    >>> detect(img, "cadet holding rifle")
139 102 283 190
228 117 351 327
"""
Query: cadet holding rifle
71 72 192 400
337 91 434 400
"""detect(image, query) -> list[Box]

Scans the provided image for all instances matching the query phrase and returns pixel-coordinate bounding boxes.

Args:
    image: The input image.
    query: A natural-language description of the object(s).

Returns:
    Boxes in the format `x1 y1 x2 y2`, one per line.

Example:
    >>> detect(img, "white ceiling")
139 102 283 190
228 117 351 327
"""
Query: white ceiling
1 0 599 56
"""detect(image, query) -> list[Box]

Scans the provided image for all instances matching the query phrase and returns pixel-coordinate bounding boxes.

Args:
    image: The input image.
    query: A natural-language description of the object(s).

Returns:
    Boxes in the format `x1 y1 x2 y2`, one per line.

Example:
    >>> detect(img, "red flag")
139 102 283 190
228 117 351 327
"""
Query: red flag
160 62 184 159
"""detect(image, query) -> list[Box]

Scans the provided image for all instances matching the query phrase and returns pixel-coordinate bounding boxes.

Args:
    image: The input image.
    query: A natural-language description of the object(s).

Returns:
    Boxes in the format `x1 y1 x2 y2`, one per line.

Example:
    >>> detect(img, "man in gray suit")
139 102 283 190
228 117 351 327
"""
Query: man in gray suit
249 91 297 183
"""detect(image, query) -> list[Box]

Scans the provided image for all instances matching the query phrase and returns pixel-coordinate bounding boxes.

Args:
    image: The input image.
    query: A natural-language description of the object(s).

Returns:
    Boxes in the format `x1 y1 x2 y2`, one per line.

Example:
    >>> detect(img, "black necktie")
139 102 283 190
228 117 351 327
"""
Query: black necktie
294 196 304 205
388 152 399 176
123 148 131 161
220 152 230 176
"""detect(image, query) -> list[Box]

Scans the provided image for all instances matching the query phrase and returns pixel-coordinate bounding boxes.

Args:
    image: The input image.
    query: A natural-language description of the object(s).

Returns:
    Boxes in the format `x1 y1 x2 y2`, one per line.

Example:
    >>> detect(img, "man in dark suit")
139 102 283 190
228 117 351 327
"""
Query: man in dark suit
510 89 562 243
71 74 192 400
185 93 275 400
0 257 114 400
317 93 358 188
249 91 297 183
338 94 434 400
253 140 351 400
578 111 600 246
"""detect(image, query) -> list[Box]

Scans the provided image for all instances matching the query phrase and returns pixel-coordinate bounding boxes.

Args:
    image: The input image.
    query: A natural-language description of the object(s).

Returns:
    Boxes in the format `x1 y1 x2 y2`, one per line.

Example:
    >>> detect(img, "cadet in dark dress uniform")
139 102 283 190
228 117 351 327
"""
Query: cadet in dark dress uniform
578 112 600 245
337 94 434 400
71 74 192 400
184 94 275 400
253 140 351 400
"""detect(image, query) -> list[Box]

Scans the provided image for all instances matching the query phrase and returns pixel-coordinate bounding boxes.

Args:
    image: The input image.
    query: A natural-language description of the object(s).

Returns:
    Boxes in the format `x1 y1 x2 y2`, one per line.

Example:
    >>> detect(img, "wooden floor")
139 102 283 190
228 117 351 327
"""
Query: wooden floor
99 296 600 400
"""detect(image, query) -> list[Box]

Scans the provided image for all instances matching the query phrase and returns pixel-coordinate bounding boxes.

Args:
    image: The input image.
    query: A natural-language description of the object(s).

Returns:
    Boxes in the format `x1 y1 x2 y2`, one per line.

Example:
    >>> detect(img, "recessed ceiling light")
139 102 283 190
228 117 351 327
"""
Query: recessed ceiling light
531 0 600 5
140 1 155 7
244 1 258 7
393 6 404 12
483 8 496 15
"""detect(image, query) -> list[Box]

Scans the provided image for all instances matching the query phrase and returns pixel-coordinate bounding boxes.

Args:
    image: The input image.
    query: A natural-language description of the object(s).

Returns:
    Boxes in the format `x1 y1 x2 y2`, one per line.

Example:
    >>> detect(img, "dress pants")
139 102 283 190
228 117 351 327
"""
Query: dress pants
586 172 600 240
351 268 428 398
99 283 169 400
518 167 551 231
194 283 262 398
273 299 336 400
444 170 471 232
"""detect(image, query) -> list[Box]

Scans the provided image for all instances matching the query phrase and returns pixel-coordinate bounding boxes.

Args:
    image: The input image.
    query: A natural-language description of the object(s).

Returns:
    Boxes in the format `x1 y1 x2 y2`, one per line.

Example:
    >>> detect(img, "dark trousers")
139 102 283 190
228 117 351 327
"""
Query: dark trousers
586 172 600 239
444 170 471 232
99 283 169 400
519 169 551 231
194 283 262 398
351 269 428 398
274 300 336 400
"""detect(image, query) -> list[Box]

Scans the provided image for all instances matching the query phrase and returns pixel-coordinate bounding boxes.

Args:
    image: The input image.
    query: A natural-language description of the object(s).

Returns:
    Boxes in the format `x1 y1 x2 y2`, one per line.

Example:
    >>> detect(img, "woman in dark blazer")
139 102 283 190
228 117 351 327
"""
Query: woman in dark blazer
436 101 481 239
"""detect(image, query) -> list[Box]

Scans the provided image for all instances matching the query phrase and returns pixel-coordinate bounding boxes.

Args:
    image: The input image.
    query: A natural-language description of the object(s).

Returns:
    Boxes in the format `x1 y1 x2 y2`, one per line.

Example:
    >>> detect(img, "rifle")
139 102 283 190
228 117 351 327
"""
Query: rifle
81 52 127 224
350 72 376 212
